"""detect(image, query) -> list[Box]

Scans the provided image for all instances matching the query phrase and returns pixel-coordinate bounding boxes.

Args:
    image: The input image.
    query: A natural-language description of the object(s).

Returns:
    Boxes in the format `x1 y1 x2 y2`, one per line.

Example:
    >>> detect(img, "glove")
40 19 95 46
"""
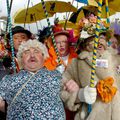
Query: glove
78 86 97 104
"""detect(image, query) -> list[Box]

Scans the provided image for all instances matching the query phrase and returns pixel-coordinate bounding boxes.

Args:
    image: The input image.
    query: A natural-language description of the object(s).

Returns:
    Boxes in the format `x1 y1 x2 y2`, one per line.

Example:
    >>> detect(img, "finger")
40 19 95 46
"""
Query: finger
63 86 67 90
66 80 78 87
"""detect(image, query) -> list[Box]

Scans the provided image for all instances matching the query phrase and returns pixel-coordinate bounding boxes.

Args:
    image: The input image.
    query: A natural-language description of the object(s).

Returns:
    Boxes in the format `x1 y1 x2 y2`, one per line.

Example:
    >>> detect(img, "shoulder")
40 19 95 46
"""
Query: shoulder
107 47 117 55
2 70 27 82
78 51 92 59
40 67 62 78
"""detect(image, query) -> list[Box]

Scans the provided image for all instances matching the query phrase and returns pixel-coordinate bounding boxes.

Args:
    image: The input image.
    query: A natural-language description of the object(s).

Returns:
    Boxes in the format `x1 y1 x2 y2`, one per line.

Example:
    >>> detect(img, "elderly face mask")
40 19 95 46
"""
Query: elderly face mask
22 47 45 72
17 39 49 71
96 35 107 54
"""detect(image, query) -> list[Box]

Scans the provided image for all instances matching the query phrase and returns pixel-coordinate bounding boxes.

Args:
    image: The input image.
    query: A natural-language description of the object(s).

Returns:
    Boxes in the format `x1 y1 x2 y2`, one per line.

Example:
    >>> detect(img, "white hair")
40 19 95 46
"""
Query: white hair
17 39 49 69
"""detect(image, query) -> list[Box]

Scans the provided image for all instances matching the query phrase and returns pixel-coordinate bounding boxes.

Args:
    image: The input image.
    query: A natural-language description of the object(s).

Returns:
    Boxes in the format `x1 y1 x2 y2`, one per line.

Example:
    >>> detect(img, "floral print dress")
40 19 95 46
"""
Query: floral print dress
0 67 65 120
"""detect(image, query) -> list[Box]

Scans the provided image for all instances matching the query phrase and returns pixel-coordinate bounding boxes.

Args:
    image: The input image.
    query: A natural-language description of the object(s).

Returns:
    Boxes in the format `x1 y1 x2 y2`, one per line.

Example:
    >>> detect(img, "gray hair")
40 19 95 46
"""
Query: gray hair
17 39 49 69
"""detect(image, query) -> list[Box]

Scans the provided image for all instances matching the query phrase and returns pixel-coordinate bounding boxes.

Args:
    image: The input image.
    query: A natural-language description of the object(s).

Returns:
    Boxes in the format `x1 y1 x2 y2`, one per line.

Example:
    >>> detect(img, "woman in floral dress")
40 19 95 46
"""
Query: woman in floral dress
0 40 65 120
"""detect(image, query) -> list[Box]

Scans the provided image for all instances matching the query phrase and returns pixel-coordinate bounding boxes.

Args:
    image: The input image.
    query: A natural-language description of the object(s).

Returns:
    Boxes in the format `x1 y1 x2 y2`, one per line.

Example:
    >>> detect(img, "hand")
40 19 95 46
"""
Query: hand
78 86 97 104
64 79 79 93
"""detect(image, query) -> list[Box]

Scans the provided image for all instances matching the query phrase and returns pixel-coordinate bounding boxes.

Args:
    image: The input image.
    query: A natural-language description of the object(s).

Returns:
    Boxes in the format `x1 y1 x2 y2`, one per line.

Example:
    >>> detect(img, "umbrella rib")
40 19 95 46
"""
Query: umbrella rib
64 0 75 29
24 0 31 27
31 2 39 32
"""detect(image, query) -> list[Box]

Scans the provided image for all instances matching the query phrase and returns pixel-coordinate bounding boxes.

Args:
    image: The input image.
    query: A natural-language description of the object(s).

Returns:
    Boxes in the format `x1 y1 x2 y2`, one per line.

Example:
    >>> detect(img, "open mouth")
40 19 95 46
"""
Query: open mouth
98 44 103 49
30 59 36 62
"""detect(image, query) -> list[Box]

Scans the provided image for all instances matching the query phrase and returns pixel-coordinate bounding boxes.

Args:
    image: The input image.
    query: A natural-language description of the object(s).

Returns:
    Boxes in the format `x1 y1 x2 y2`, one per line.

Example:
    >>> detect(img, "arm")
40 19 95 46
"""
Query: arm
61 79 80 111
61 59 81 111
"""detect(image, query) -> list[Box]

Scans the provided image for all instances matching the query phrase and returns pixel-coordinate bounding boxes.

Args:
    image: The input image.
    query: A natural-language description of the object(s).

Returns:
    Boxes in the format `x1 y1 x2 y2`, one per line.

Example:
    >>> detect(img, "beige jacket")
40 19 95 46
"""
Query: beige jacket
61 48 120 120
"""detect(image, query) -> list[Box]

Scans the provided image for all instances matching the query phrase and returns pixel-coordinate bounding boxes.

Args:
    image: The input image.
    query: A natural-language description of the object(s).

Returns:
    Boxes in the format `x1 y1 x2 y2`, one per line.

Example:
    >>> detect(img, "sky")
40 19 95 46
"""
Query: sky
0 0 120 34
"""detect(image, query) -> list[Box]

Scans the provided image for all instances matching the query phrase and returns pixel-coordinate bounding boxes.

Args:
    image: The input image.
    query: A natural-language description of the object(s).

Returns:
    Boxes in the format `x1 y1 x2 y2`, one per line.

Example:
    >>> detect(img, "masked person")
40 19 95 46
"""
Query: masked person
0 40 65 120
61 31 120 120
44 26 78 74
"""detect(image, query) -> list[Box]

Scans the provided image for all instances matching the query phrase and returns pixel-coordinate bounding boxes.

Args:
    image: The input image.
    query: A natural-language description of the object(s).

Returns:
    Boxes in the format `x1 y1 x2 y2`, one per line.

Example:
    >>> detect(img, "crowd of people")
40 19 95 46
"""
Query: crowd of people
0 14 120 120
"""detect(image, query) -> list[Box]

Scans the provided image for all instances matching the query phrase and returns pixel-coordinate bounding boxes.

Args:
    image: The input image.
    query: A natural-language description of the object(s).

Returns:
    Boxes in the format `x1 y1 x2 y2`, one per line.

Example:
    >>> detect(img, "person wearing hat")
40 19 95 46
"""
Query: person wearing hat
0 26 32 119
60 29 120 120
3 26 32 73
43 26 78 74
7 26 32 53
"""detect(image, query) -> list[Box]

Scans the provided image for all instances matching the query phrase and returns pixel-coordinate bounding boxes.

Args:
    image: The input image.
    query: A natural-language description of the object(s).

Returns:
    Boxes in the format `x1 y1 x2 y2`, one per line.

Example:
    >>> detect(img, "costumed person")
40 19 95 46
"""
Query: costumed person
4 26 32 73
0 40 65 120
44 25 78 74
60 29 120 120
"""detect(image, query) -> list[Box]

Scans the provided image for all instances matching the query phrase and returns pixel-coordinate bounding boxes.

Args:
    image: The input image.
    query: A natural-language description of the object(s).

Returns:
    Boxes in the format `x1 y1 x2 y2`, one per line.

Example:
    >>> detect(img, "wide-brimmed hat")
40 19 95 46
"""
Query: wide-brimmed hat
53 30 69 37
52 25 70 38
7 26 32 39
78 29 112 51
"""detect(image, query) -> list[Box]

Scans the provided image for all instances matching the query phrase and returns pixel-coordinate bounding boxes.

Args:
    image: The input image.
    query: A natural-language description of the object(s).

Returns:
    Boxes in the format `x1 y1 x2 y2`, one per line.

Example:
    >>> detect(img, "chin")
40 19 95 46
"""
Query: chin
29 68 39 73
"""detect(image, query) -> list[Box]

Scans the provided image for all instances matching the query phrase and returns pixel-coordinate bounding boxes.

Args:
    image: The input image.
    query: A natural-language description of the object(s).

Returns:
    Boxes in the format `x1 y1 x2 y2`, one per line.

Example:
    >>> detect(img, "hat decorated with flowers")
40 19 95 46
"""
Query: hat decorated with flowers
50 24 78 43
79 14 109 39
75 14 112 52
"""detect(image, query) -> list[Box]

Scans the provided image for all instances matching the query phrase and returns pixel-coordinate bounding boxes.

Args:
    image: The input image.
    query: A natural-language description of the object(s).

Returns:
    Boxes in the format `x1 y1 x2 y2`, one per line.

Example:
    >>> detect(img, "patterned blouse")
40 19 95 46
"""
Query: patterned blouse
0 67 65 120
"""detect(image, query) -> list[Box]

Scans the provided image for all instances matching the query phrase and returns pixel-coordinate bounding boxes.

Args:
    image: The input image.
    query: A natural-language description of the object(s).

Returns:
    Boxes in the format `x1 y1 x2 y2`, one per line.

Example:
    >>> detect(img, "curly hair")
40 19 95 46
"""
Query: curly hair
17 39 49 69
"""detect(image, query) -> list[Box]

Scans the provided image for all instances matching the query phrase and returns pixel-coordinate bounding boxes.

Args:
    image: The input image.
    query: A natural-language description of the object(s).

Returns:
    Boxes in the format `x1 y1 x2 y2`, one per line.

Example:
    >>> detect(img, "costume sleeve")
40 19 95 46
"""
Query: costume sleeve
60 59 81 111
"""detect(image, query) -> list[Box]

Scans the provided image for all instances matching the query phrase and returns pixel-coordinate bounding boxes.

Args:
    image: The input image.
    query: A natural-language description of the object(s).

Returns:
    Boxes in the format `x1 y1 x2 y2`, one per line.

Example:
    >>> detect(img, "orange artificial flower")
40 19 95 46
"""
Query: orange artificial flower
97 77 117 103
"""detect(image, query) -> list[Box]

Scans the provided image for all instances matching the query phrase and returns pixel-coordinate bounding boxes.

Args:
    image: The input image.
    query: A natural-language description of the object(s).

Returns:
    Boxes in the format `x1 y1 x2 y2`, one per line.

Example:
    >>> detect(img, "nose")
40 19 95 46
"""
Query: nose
18 38 22 42
59 42 64 46
29 51 35 57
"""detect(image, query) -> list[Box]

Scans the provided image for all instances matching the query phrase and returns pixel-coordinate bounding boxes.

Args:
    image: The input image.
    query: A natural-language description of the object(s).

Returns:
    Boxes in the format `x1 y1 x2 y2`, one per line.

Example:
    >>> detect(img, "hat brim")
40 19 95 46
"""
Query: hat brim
48 30 69 43
80 30 95 40
7 29 32 39
53 31 69 37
